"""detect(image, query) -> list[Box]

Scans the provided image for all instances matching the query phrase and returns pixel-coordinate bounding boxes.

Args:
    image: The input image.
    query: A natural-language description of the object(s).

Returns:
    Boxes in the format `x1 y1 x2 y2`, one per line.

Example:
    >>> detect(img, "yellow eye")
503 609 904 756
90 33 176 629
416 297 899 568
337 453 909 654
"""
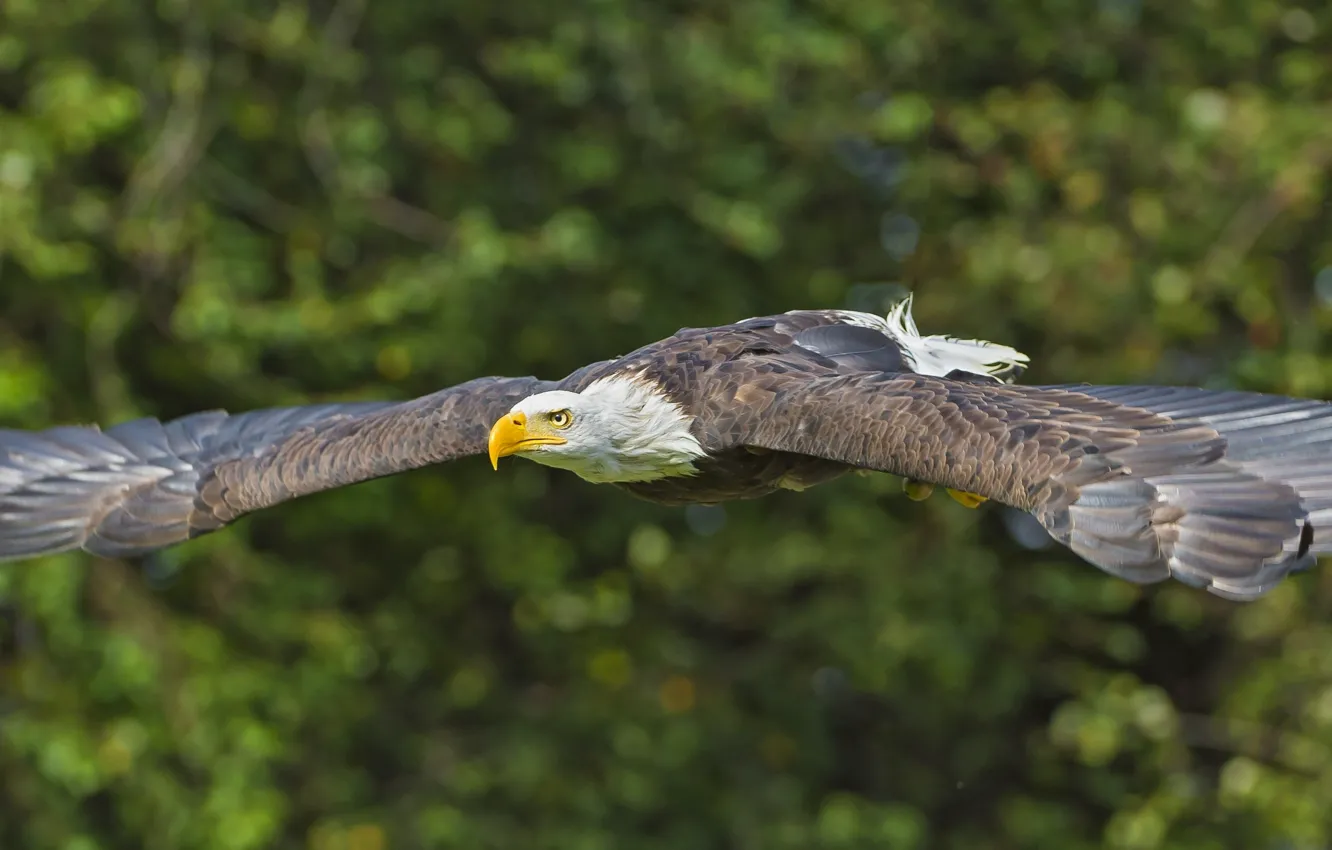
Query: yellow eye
548 410 573 429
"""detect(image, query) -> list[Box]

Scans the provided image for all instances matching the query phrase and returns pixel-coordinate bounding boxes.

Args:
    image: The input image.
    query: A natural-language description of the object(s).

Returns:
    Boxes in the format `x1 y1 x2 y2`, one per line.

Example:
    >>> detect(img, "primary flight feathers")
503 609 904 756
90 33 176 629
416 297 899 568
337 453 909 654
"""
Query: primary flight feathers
1 296 1329 601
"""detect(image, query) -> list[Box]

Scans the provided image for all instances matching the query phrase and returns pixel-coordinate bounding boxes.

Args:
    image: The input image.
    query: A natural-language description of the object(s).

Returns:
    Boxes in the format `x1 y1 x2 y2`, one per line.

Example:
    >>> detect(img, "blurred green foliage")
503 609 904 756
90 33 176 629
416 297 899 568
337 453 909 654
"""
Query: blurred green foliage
2 0 1332 847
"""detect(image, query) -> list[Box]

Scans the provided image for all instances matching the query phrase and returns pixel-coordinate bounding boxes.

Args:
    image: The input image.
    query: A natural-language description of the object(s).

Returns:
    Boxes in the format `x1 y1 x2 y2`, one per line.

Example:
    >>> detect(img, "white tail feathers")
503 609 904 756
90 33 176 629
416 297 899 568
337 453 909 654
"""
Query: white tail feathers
884 294 1029 381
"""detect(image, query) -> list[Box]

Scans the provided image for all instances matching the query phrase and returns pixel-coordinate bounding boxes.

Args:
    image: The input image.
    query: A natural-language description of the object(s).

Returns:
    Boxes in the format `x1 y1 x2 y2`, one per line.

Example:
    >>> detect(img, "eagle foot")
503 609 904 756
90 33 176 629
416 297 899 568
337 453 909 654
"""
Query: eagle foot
946 489 988 508
902 479 934 501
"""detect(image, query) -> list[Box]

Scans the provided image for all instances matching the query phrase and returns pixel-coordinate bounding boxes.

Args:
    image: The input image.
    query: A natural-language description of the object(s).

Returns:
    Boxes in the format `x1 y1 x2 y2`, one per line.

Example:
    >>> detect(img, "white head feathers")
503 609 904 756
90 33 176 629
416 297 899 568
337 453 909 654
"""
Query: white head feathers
505 377 705 483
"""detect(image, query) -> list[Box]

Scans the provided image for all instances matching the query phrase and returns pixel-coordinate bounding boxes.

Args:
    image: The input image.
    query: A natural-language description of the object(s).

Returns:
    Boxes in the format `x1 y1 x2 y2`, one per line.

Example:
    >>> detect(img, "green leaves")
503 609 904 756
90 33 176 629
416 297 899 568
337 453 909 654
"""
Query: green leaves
2 0 1332 847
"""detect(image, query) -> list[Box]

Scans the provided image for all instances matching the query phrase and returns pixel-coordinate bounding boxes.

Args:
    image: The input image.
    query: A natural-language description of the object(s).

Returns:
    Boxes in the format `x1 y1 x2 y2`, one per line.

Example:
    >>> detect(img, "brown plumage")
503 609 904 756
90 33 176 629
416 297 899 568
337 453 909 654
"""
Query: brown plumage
2 301 1329 600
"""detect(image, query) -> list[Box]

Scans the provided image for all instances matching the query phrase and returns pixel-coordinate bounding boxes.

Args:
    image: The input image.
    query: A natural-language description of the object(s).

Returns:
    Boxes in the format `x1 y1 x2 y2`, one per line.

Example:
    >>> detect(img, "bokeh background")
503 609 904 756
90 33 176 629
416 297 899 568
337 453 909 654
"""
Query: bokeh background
3 1 1332 848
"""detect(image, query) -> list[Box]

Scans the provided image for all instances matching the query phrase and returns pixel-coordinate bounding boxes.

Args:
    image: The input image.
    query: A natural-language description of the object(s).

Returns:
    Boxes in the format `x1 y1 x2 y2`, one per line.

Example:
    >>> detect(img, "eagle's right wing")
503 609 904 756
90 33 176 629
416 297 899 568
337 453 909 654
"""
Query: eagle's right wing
725 370 1332 600
0 376 551 561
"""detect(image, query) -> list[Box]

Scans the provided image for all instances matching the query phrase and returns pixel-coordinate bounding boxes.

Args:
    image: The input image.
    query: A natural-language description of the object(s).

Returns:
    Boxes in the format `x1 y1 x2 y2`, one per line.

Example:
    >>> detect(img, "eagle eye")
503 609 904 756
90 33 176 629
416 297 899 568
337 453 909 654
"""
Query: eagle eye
548 410 573 429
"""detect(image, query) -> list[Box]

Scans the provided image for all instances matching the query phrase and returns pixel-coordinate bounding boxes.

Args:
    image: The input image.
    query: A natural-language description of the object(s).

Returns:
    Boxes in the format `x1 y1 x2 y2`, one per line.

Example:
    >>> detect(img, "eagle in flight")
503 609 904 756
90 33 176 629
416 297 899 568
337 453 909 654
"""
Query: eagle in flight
1 296 1328 601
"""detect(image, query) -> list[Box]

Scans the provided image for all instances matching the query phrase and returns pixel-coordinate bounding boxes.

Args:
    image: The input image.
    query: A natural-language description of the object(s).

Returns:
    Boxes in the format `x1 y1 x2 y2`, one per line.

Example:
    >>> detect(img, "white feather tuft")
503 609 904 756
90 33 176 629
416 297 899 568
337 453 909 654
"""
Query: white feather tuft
836 294 1029 381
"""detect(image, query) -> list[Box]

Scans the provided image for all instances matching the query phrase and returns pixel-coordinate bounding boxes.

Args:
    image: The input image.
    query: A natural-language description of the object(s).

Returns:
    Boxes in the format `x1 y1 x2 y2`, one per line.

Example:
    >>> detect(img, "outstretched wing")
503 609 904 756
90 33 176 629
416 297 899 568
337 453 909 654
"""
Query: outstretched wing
0 376 550 561
727 371 1332 600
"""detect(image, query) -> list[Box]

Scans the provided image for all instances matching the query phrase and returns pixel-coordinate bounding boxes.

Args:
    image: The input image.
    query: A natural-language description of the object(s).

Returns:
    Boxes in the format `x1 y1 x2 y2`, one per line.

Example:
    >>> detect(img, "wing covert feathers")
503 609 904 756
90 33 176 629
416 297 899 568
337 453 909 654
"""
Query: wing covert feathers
0 376 547 561
733 373 1332 600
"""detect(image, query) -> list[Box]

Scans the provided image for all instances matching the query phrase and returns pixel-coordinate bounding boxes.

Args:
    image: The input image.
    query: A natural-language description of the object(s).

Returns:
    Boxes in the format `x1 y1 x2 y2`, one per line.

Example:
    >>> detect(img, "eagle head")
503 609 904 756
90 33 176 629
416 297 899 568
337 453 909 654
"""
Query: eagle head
487 377 705 483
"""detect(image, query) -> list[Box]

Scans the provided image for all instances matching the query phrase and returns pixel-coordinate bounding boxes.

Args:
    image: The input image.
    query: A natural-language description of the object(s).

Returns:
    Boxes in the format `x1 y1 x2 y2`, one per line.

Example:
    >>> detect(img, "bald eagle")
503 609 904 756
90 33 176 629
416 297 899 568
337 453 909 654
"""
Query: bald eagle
1 296 1328 601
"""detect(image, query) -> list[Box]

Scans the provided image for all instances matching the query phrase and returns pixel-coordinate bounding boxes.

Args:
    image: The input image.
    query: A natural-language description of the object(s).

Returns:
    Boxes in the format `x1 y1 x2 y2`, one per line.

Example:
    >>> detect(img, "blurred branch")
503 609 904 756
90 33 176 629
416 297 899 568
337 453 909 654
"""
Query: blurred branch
120 9 216 233
297 0 363 190
84 293 137 420
297 0 452 245
197 159 304 234
1177 712 1331 778
1200 136 1332 287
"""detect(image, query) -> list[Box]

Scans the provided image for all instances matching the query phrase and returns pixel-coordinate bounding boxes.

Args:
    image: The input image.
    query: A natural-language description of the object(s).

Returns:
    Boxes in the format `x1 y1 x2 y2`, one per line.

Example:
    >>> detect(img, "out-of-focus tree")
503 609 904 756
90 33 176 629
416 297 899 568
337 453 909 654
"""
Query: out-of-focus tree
1 0 1331 847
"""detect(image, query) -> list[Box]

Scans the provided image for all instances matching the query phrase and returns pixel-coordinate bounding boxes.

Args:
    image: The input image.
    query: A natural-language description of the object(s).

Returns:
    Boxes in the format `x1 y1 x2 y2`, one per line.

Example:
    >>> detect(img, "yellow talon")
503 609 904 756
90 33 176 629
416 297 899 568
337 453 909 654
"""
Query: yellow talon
903 479 935 501
946 489 988 509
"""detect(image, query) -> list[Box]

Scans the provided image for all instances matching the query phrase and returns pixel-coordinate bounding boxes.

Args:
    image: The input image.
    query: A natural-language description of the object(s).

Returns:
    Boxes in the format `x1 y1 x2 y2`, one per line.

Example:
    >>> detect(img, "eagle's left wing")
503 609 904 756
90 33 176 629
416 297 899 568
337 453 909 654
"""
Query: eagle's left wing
727 371 1332 600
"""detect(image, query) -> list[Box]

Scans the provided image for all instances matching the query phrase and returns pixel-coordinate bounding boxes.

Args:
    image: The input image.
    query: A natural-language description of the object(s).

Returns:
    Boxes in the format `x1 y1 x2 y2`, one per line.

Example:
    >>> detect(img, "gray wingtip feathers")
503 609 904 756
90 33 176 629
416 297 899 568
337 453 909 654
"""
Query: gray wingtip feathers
0 418 199 562
1047 385 1332 601
1055 474 1318 602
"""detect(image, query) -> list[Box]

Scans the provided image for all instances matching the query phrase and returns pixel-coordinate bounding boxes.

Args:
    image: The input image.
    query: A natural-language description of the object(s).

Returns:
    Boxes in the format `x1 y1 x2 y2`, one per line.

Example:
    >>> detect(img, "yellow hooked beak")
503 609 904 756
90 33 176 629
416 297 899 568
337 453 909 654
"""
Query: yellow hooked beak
488 411 568 469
